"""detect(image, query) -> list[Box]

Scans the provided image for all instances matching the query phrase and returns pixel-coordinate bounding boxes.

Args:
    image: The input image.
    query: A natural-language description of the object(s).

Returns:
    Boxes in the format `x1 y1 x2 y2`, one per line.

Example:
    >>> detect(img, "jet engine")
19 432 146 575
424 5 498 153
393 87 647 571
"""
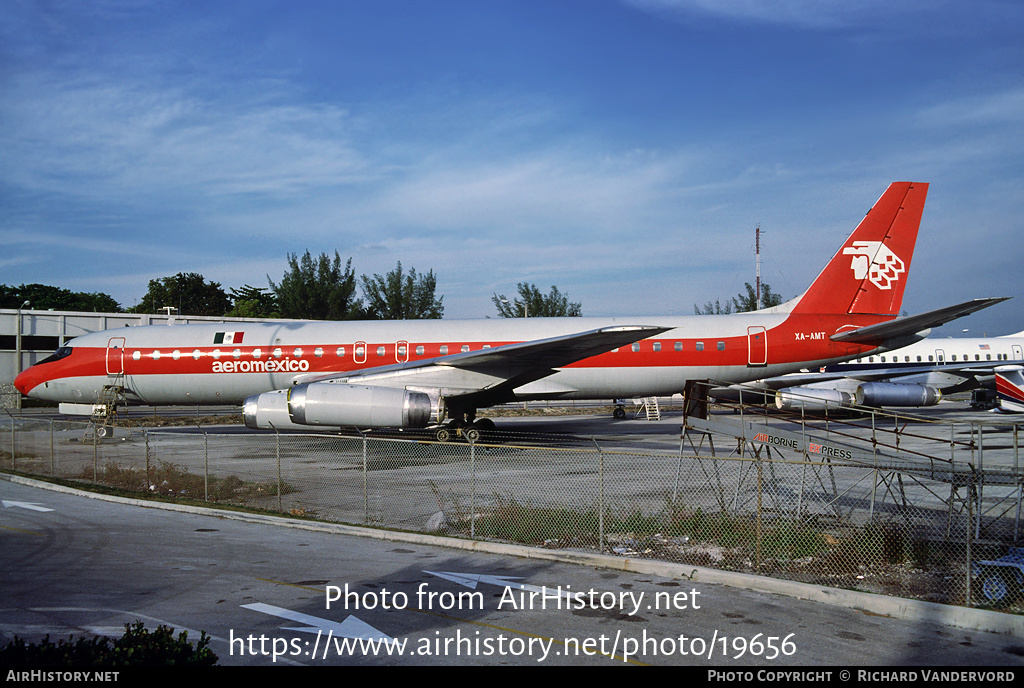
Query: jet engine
774 382 942 411
709 385 774 405
854 382 941 407
775 388 854 412
243 383 436 430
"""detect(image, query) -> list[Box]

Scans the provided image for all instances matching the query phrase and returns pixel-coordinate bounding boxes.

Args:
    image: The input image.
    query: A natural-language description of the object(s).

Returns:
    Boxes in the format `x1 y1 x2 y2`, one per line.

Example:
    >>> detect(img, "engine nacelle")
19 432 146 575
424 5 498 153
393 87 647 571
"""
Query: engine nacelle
243 384 436 430
855 382 941 407
775 387 854 412
243 390 308 431
287 383 434 428
709 385 774 405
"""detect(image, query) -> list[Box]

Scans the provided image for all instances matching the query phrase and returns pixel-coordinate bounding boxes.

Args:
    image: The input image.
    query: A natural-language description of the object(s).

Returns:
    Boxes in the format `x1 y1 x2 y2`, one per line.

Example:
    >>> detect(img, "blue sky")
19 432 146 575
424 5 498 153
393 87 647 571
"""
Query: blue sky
2 0 1022 336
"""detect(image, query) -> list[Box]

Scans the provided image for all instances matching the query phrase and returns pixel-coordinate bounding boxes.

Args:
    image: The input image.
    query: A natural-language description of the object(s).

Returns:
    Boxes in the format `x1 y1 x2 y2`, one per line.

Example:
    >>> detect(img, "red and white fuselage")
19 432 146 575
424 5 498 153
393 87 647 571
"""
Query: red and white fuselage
16 310 875 406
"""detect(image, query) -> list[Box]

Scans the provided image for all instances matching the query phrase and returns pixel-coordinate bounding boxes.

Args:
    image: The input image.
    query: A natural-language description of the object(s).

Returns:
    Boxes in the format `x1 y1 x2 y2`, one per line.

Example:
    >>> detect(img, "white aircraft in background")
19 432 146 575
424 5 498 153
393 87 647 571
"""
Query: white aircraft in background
713 329 1022 411
14 182 1004 438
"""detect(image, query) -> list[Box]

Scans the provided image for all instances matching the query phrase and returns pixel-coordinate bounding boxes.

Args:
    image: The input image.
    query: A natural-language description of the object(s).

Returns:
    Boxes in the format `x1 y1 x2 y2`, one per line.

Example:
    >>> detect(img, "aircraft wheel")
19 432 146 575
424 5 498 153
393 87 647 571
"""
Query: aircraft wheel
463 427 481 443
613 406 626 419
435 427 452 443
474 418 496 431
979 570 1012 605
95 425 109 439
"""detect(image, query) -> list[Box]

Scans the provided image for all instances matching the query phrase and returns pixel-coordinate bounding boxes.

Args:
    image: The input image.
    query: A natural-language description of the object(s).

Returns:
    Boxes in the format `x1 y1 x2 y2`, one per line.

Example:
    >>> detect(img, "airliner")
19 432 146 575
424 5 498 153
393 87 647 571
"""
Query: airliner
14 182 1004 439
995 366 1024 413
715 329 1022 411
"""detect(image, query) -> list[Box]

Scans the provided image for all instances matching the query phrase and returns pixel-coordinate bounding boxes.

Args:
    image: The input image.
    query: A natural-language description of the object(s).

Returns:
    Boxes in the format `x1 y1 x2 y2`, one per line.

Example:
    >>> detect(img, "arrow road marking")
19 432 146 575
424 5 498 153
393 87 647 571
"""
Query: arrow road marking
2 500 54 512
241 602 396 645
424 570 575 598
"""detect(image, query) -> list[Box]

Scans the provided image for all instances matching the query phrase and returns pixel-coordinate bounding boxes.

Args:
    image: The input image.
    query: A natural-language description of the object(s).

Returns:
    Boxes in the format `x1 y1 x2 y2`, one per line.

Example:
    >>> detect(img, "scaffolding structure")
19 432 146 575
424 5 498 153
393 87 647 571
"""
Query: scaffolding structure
681 381 1023 544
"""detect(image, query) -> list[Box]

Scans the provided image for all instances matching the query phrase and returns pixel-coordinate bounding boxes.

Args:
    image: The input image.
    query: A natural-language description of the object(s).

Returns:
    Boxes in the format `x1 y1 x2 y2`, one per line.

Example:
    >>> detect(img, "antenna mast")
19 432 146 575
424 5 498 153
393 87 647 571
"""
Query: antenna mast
755 225 761 310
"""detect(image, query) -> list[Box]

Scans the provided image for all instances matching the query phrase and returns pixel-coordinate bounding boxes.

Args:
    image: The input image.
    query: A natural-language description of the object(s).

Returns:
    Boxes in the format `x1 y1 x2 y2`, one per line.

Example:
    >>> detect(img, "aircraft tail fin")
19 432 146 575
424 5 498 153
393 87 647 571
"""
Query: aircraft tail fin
996 365 1024 413
791 182 928 317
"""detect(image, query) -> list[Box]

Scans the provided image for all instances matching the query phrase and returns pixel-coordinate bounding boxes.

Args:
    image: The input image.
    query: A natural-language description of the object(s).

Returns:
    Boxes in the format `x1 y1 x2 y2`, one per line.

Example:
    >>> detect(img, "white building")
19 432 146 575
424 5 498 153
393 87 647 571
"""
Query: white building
1 308 278 408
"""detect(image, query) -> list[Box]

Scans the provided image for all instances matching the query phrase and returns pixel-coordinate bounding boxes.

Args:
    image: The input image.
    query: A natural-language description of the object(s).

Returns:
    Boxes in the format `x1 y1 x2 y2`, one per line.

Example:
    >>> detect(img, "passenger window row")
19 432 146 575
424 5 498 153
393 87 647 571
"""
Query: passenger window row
127 339 729 361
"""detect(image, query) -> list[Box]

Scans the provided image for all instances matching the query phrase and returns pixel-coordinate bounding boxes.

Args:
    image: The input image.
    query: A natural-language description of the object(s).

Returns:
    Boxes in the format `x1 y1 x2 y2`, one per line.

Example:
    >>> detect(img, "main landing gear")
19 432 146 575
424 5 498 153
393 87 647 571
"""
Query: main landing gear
612 399 627 419
433 409 495 443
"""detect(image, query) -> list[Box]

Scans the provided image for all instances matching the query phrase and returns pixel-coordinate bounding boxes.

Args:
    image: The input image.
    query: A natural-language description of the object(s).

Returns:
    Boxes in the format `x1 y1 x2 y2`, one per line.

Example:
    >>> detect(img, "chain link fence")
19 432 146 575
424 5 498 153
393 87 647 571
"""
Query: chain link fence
3 409 1022 612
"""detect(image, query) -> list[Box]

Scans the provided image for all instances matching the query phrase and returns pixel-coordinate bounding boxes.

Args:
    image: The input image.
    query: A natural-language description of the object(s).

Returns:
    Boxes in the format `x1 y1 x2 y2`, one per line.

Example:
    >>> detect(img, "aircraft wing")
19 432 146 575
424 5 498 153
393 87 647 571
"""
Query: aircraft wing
433 325 670 371
830 297 1009 346
295 324 671 392
246 325 673 431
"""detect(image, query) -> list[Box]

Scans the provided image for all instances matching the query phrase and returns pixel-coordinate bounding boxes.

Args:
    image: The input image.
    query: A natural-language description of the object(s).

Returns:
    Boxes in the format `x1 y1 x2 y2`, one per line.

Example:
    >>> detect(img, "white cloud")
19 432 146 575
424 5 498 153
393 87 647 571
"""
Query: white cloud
916 88 1024 129
0 72 370 203
624 0 961 30
367 150 690 236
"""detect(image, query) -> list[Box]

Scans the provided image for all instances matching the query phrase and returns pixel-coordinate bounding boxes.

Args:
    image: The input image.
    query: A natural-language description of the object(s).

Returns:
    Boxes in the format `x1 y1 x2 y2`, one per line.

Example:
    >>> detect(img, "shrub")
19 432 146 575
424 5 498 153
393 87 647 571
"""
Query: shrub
0 622 217 666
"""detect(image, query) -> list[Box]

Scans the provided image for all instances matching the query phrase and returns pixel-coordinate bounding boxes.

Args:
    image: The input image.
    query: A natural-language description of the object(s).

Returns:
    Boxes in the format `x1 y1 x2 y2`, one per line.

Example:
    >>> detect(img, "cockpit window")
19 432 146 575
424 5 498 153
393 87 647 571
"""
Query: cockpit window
37 347 73 365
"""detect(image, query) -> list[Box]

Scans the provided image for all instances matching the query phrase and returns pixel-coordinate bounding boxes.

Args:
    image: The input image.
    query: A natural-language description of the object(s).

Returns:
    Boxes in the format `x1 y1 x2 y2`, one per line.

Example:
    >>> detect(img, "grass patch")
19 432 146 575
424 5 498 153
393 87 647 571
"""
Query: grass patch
459 496 828 559
826 522 906 571
761 520 827 559
83 459 292 502
472 499 599 544
668 508 757 547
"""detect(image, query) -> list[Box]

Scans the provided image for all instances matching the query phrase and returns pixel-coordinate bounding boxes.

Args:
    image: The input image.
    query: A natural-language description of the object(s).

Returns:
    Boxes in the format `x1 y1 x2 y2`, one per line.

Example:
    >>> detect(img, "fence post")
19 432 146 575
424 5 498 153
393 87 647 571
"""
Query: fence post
361 431 368 524
950 423 955 470
894 411 899 454
1014 422 1020 477
592 438 604 551
1015 424 1021 542
976 424 983 541
470 433 476 538
202 429 209 502
276 430 282 513
673 441 683 506
144 429 150 489
869 412 878 518
756 446 763 572
966 470 973 606
49 420 55 476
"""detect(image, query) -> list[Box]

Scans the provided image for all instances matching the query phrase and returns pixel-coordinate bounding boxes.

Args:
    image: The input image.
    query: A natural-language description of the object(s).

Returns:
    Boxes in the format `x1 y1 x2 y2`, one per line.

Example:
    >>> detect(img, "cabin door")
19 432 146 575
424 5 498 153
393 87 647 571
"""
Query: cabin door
106 337 126 376
747 327 767 367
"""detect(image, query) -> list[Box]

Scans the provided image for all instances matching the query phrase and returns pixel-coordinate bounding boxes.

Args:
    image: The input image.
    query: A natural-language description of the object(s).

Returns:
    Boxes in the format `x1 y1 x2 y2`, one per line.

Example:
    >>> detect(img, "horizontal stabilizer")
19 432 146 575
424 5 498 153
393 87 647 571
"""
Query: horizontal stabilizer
996 365 1024 413
830 297 1010 346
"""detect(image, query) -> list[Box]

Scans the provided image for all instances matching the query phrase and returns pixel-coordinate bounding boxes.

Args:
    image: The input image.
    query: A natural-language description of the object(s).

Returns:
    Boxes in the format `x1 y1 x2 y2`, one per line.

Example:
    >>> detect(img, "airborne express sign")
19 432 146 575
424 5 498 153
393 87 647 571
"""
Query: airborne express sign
685 417 869 463
750 431 854 461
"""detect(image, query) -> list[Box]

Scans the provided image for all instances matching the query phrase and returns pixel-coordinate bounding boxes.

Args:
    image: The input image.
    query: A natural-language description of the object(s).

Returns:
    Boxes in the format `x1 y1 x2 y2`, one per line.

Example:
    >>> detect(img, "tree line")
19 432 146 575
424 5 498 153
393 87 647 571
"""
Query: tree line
3 254 780 319
694 282 784 314
1 251 583 320
0 284 120 313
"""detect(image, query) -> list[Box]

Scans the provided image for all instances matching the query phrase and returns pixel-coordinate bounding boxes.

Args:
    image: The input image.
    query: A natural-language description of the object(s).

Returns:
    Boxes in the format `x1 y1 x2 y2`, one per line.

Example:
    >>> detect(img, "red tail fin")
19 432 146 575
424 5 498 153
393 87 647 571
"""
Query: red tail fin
792 182 927 316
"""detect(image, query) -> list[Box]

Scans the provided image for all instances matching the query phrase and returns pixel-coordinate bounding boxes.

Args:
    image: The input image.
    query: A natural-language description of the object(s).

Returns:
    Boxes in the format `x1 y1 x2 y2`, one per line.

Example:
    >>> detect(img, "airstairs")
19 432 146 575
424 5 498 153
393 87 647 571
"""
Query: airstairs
634 397 661 421
88 373 126 439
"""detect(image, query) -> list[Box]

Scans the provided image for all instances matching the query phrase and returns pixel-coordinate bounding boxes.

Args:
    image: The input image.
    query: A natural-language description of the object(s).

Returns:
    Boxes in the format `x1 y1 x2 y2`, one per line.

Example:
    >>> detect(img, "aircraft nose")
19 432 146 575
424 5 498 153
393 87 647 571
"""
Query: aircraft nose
14 366 38 396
